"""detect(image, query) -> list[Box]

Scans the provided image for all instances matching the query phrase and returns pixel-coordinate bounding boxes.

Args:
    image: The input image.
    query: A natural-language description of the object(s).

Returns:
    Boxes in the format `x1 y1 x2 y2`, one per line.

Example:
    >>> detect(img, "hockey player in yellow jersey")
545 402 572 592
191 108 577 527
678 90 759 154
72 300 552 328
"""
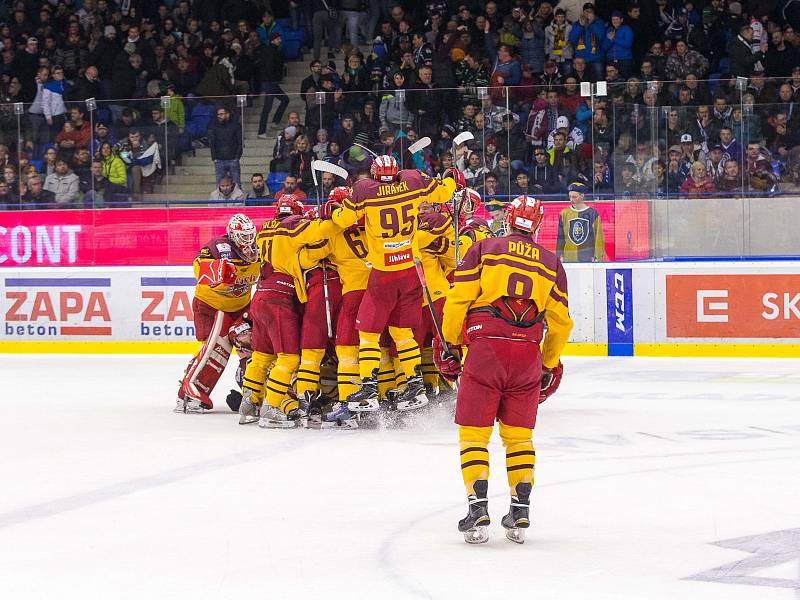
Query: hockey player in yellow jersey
319 156 466 413
294 185 370 429
413 202 455 395
176 213 261 413
237 196 344 428
436 195 573 544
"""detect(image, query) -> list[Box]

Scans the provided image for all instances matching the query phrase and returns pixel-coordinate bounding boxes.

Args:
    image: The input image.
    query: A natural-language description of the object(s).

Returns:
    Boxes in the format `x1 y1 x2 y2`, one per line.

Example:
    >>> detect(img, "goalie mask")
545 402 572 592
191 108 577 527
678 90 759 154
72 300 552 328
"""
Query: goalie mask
226 213 258 262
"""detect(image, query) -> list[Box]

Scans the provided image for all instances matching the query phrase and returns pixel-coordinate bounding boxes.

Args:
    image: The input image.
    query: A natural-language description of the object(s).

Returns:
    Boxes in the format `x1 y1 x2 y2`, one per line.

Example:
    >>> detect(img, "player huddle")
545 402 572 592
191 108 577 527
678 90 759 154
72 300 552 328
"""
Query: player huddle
175 155 573 544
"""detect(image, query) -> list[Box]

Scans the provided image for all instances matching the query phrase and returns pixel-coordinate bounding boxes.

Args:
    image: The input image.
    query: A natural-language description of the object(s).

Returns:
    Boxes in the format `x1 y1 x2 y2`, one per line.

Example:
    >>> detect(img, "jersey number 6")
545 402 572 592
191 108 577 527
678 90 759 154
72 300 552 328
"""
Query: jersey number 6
343 229 368 259
379 204 414 238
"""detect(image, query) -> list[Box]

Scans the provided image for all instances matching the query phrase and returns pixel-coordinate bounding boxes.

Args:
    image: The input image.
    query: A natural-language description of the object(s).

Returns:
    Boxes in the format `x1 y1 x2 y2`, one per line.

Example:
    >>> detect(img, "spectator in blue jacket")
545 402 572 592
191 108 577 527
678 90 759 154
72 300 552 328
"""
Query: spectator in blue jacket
568 2 607 81
603 11 635 79
256 10 285 47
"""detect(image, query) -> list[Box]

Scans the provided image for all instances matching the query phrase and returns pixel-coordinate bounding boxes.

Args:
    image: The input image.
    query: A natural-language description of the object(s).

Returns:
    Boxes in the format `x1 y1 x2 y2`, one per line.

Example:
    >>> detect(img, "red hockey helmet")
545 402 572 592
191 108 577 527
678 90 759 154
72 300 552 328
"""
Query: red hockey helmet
328 186 350 203
505 195 544 234
275 194 305 217
226 213 258 262
370 155 399 182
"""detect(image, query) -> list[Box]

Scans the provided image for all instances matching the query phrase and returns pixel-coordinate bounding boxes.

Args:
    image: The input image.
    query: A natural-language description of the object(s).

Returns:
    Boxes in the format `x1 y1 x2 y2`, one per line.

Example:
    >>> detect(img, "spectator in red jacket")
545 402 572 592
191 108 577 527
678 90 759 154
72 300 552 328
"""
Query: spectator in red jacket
679 161 717 198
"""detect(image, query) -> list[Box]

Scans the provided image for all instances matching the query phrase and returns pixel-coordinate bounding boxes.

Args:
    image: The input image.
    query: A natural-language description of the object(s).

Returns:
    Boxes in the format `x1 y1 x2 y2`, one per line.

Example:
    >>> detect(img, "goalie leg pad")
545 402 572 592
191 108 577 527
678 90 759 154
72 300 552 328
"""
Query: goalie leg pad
180 309 235 409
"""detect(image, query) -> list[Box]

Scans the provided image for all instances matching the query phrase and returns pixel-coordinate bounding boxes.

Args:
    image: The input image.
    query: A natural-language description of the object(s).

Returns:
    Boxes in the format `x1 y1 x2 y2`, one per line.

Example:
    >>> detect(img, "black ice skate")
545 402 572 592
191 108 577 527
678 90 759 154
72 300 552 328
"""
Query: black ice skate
501 482 532 544
347 371 380 412
458 480 490 544
394 366 429 411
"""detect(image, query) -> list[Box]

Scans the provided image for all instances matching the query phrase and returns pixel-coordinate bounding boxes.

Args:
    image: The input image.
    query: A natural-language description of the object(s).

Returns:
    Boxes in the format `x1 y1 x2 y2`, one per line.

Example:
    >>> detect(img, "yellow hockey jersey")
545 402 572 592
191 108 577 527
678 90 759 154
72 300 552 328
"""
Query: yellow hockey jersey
457 217 494 258
414 211 454 303
193 234 260 312
256 215 341 303
300 225 371 295
442 232 573 369
332 169 456 272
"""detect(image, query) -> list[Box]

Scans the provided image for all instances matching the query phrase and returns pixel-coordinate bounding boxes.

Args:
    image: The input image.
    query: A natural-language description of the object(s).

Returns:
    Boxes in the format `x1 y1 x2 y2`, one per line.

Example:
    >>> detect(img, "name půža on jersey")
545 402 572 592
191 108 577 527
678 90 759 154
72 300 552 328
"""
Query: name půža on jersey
507 240 540 261
377 181 409 197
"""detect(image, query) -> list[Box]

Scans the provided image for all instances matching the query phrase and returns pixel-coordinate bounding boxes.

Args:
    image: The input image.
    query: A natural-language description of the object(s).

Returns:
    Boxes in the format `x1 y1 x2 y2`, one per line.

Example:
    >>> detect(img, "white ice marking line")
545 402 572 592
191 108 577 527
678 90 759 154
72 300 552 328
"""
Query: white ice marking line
635 431 677 441
0 436 319 531
377 452 800 599
749 426 790 435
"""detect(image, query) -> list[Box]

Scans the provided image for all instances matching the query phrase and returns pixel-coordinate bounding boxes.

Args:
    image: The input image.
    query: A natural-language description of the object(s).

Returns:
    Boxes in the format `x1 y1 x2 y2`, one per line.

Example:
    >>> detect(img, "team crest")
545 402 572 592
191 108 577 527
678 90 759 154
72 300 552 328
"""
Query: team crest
568 217 590 245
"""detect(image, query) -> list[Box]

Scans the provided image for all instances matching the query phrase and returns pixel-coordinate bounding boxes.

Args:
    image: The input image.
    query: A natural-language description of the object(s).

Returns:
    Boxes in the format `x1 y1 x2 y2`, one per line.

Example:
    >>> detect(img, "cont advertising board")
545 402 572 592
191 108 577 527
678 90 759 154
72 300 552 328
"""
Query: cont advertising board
1 262 798 357
0 202 649 268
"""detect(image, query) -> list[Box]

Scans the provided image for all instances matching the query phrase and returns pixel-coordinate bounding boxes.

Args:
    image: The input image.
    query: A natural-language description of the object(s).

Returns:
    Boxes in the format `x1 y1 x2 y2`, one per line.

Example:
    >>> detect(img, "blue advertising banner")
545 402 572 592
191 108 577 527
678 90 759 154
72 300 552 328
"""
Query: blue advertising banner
606 268 634 356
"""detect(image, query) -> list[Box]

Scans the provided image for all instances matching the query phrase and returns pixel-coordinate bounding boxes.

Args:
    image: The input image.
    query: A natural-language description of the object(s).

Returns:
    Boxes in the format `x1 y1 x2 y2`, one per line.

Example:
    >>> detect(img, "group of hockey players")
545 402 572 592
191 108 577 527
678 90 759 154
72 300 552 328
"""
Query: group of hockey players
174 154 573 545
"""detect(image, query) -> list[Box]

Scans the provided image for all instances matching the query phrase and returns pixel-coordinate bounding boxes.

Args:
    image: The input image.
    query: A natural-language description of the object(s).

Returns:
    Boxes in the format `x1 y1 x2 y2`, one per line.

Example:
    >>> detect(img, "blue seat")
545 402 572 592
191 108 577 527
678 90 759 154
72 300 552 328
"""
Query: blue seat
283 39 302 60
267 171 288 193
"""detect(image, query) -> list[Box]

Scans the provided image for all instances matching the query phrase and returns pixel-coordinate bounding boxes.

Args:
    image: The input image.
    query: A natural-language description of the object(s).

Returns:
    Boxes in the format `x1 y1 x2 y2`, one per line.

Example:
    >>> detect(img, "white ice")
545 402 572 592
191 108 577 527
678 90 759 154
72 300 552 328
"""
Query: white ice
1 355 799 600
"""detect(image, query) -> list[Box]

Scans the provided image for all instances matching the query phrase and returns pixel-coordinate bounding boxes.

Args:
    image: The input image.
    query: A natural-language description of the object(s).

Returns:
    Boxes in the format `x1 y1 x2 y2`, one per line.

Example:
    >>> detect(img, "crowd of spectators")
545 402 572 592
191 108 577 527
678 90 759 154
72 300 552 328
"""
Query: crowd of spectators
0 0 799 210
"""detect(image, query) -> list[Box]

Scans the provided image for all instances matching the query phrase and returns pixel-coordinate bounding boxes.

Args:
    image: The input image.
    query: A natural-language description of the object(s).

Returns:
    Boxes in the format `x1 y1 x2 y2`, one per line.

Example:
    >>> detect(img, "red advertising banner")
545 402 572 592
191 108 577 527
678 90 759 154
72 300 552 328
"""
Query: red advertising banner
0 202 649 267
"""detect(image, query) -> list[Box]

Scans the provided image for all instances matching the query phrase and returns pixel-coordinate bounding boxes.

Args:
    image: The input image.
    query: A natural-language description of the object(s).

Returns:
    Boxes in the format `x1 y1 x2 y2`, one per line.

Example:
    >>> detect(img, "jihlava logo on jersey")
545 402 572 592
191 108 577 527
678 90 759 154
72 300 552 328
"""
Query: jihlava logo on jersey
568 217 590 245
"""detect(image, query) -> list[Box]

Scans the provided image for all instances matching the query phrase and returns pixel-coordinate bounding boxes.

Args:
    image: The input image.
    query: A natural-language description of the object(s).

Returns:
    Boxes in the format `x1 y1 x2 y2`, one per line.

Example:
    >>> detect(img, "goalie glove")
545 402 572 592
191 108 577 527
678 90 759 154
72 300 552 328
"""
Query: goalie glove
197 258 237 288
539 361 563 404
433 336 462 382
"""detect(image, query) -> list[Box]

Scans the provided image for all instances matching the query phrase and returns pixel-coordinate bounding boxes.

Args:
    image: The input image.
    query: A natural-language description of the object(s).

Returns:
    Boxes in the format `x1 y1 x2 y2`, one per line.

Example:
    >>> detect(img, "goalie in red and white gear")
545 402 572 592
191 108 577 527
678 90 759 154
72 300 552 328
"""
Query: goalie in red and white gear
176 213 261 413
439 195 573 544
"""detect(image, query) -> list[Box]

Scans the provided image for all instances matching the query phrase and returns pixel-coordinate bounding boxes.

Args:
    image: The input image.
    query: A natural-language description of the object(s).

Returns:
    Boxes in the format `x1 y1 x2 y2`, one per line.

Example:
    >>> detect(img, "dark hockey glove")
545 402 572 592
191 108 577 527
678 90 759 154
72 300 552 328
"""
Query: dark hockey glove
539 361 563 404
226 389 243 412
433 336 462 382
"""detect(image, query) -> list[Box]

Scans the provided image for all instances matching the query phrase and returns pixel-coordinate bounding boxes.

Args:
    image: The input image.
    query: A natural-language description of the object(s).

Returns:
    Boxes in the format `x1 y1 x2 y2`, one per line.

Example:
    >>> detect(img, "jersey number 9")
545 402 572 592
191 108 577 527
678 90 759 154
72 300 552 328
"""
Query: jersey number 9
379 204 414 238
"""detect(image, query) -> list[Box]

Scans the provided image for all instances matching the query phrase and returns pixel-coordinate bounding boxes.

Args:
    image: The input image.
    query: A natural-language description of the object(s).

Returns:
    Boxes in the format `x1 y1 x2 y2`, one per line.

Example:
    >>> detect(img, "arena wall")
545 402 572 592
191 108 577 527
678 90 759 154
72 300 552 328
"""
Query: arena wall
1 262 797 357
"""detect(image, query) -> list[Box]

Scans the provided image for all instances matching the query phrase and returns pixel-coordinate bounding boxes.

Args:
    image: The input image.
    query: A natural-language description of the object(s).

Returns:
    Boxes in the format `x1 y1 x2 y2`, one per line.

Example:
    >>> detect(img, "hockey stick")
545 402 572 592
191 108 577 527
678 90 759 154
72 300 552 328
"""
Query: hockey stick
450 132 474 266
310 160 334 339
412 257 459 363
322 262 333 339
408 136 431 155
311 160 350 182
352 142 378 158
453 131 474 148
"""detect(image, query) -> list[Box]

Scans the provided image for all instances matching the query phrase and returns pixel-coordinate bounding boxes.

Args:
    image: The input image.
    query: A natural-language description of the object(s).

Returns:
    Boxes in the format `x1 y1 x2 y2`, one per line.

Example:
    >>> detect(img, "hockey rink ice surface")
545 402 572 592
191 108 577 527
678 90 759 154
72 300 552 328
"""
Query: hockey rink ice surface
1 355 799 599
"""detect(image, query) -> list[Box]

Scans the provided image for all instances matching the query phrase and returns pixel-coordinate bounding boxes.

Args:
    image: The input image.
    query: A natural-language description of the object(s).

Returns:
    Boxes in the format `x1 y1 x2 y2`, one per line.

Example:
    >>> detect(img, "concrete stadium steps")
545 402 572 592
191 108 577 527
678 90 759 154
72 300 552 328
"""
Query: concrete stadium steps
144 49 356 202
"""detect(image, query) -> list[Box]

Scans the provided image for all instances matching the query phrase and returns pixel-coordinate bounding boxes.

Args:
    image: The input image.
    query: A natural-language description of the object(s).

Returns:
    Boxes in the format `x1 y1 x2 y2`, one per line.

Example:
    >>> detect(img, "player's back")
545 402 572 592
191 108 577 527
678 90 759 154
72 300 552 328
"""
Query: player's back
256 215 321 303
345 169 449 272
327 226 370 294
458 232 567 312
